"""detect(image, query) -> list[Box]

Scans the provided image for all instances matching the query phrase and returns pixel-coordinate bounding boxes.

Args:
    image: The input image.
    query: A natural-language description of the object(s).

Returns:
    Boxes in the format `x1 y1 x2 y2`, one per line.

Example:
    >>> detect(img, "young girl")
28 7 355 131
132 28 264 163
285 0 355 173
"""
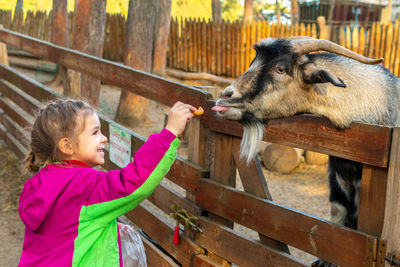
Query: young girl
18 99 196 267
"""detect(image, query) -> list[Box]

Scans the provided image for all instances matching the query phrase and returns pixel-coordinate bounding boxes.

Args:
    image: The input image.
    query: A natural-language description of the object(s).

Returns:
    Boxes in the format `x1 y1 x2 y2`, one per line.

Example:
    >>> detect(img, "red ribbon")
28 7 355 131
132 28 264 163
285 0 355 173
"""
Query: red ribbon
173 226 180 245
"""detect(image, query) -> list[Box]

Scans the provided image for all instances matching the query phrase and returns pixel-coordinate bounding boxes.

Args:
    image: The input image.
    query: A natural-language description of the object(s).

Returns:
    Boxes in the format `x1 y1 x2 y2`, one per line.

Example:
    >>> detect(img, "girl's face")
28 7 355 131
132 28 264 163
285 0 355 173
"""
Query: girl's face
73 112 108 167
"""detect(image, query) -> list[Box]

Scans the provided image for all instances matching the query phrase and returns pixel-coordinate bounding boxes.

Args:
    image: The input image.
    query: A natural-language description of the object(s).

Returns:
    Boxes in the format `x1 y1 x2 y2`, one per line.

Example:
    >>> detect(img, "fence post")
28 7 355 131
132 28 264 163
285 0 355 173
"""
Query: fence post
0 25 8 66
357 166 388 236
188 113 228 266
317 16 330 40
381 127 400 265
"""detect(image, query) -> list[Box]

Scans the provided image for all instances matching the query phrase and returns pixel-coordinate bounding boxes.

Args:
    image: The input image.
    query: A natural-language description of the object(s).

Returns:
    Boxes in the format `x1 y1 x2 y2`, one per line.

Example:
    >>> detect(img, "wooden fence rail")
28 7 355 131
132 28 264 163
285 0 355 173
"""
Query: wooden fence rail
0 28 399 267
3 10 400 78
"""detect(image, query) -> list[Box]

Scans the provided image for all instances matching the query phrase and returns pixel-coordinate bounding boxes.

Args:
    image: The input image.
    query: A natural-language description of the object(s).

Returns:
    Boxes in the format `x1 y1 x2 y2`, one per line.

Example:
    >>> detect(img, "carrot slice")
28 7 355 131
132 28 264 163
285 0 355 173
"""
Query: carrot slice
193 106 204 116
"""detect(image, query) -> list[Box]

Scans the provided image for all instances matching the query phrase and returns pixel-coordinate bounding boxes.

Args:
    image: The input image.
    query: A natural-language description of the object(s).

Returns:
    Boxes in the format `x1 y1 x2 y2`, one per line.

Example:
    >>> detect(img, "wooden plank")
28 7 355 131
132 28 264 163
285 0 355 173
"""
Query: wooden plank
147 183 202 217
0 25 8 66
376 24 382 59
381 127 400 262
141 237 179 267
125 203 205 267
194 216 307 267
368 23 376 58
0 79 41 114
167 18 173 68
206 20 212 74
384 23 392 69
0 29 211 109
226 21 232 77
240 22 245 73
195 178 376 267
196 18 201 73
202 102 392 168
235 21 240 77
201 19 207 73
232 137 271 199
209 132 236 228
216 21 221 76
352 26 359 53
0 113 30 148
189 19 194 72
0 121 27 158
188 116 207 169
360 27 366 56
0 97 32 129
245 23 251 70
0 64 62 102
357 165 388 236
221 20 226 76
389 21 399 73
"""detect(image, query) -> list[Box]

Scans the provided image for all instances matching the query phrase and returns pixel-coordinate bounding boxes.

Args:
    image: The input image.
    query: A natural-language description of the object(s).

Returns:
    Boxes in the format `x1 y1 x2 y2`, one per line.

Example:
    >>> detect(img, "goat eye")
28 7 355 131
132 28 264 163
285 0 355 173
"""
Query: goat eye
276 67 285 74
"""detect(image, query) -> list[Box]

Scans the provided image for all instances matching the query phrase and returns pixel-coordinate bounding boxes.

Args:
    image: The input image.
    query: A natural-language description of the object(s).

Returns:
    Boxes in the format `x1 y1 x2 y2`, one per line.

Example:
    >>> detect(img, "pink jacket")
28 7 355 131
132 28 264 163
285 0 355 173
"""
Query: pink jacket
18 129 179 267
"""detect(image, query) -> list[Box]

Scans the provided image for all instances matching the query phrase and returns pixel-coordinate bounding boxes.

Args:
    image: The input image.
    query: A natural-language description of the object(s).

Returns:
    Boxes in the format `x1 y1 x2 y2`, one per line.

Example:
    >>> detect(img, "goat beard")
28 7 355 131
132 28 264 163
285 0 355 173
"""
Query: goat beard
240 121 265 165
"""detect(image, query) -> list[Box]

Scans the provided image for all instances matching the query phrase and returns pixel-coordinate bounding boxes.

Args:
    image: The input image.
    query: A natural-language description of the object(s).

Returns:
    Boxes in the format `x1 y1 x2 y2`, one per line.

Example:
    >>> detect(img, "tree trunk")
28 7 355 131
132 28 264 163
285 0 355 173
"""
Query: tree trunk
12 0 23 32
212 0 221 22
50 0 69 89
275 0 281 24
152 0 172 77
64 0 106 107
115 0 158 127
243 0 253 23
291 0 299 24
51 0 68 47
15 0 23 12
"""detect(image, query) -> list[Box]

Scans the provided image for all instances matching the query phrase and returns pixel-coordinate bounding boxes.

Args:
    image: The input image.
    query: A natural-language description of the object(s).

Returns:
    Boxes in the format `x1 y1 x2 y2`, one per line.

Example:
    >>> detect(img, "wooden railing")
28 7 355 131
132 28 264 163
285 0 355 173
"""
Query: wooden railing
0 29 399 266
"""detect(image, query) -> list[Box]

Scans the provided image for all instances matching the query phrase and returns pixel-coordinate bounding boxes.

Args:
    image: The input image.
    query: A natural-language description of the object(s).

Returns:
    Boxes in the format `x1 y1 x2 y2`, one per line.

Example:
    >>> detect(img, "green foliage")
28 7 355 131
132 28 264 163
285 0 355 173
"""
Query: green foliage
172 0 211 20
221 0 243 22
2 0 213 20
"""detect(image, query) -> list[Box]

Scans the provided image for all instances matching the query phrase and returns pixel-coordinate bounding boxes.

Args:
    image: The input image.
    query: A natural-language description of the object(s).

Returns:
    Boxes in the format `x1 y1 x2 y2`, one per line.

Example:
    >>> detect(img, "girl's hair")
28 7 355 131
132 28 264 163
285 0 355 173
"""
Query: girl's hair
25 99 95 173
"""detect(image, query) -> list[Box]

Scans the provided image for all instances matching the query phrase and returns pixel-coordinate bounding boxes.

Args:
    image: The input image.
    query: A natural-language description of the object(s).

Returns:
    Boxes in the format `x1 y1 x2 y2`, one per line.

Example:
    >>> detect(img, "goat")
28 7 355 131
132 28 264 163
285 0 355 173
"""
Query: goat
212 37 400 267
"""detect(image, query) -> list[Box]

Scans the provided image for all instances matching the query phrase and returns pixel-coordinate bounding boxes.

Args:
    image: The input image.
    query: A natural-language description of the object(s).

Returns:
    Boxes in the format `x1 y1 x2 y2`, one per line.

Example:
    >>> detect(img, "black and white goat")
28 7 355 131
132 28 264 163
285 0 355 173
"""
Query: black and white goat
212 37 400 266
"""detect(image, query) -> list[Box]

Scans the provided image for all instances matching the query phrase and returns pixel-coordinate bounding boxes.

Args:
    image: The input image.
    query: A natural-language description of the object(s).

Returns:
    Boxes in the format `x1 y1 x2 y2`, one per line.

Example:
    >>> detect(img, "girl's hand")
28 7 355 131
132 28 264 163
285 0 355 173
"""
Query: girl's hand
166 101 196 136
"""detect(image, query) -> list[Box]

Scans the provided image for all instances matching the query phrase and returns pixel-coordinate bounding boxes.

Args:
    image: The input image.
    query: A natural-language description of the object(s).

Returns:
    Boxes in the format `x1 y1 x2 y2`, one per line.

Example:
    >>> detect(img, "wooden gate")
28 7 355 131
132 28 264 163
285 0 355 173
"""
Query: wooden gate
0 28 399 266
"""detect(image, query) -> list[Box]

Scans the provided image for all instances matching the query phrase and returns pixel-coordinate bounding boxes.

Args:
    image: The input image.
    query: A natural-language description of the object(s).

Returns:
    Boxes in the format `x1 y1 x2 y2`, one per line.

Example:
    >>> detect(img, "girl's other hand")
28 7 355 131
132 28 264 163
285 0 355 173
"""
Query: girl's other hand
166 101 196 136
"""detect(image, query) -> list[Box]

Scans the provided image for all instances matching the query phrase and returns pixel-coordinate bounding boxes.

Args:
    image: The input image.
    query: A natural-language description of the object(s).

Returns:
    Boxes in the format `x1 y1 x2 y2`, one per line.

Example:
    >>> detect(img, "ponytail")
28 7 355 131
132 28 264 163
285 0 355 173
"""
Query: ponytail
24 150 40 173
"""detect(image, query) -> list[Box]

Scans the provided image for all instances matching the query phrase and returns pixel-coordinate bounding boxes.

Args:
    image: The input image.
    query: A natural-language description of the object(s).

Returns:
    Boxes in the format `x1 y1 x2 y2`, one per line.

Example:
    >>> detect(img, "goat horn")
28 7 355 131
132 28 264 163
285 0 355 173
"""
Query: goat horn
287 37 383 65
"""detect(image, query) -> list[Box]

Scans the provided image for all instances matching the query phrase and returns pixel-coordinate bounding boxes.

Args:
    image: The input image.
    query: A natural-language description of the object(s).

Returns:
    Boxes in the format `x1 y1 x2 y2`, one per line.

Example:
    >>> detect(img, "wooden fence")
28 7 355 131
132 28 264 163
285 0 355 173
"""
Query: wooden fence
299 0 382 26
0 28 400 267
3 9 400 78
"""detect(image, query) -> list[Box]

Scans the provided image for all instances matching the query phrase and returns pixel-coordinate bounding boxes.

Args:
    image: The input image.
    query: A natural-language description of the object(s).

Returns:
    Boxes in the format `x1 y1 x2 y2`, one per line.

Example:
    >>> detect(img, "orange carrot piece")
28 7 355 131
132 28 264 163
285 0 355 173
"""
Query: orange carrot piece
193 106 204 116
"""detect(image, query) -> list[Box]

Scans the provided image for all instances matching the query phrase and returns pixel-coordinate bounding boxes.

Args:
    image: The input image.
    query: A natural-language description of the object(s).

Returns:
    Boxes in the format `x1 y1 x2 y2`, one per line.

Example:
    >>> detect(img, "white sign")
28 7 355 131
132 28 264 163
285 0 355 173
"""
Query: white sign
109 125 131 168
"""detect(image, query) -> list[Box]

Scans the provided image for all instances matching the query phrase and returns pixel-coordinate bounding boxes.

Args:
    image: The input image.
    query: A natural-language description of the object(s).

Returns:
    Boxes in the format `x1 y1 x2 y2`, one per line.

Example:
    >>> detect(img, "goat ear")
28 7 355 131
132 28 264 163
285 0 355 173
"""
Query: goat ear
303 69 347 88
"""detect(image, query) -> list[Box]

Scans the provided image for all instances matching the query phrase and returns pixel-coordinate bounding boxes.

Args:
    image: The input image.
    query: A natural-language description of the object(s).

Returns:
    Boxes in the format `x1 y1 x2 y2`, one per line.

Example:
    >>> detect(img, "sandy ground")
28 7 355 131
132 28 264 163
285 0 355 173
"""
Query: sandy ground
0 65 330 266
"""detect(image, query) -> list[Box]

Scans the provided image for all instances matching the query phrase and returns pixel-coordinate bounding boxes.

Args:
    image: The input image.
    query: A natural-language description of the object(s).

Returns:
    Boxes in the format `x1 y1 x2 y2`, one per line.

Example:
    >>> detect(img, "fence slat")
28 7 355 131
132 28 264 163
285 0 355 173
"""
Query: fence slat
202 101 391 168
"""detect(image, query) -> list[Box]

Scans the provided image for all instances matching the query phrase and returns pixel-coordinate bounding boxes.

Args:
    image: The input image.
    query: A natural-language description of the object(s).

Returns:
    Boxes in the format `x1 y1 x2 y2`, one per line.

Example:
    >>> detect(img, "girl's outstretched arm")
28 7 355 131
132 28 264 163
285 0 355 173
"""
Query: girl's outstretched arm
80 101 195 225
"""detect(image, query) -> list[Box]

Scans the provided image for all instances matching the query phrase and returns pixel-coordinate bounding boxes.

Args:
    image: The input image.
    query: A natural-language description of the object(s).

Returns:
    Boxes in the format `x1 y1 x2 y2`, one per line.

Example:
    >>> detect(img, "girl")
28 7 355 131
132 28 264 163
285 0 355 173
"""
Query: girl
18 99 196 267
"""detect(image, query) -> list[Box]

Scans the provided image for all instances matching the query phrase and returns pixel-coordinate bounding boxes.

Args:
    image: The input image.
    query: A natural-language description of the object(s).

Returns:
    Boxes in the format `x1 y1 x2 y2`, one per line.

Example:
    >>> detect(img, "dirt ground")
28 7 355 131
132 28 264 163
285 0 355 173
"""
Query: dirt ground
0 65 330 266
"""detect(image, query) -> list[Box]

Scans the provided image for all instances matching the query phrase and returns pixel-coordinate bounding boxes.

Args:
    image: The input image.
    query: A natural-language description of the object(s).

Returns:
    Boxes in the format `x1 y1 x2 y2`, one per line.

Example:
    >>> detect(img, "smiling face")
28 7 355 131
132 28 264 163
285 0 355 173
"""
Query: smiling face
72 111 108 167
